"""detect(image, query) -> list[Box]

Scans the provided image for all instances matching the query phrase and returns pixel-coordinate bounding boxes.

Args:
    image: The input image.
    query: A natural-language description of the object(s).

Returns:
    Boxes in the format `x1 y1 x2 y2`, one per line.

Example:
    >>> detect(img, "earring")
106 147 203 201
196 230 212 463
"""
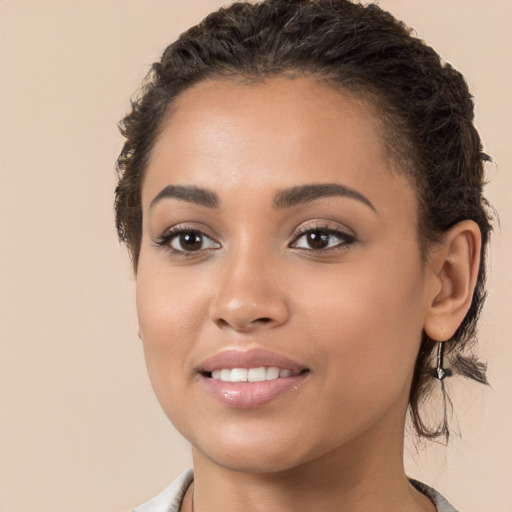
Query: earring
434 341 452 380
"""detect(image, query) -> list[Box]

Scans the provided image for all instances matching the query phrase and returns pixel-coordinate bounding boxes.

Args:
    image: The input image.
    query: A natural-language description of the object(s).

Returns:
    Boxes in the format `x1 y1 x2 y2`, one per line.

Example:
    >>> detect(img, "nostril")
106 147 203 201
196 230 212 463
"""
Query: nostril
211 298 289 331
256 317 272 324
214 315 275 331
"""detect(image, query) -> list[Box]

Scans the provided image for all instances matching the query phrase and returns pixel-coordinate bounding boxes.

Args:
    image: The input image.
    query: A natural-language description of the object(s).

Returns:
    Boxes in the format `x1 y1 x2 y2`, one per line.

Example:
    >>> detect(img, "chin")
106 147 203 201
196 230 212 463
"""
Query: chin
199 445 310 475
180 421 310 474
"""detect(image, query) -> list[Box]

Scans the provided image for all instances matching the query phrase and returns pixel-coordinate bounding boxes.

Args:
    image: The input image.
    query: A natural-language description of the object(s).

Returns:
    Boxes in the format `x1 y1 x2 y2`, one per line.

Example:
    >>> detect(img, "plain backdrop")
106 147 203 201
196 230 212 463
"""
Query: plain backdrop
0 1 511 511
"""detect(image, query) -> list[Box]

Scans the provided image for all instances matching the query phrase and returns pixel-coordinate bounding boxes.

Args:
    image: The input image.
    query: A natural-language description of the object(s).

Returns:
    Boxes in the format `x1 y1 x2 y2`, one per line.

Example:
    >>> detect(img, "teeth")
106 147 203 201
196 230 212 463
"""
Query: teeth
210 366 298 383
265 367 279 380
248 367 266 382
230 368 248 382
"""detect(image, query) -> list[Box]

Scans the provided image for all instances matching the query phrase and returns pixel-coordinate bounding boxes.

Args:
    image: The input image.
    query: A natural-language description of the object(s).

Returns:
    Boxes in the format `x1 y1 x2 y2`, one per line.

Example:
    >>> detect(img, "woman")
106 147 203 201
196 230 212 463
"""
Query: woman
115 1 492 511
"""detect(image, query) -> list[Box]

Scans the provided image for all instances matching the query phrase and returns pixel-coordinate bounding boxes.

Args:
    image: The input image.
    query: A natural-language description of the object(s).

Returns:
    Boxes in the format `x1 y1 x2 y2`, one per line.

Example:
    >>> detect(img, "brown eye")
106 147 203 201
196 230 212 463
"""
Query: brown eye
305 231 330 249
176 231 202 251
291 227 355 251
168 230 219 252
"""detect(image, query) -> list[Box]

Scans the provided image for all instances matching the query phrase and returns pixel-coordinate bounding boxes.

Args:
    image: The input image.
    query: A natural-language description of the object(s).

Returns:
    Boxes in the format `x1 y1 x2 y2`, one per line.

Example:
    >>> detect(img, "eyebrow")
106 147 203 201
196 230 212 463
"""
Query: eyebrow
273 183 376 212
149 185 220 209
149 182 375 212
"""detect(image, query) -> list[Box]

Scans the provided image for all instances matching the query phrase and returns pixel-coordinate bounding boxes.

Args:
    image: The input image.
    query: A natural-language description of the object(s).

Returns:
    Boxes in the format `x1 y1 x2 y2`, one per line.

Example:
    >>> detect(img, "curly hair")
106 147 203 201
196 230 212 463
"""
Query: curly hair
115 0 492 440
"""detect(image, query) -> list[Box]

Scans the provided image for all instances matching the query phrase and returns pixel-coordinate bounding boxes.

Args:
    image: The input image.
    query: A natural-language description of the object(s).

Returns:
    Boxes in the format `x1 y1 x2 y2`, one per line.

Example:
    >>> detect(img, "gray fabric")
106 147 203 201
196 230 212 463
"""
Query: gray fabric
410 479 459 512
133 469 458 512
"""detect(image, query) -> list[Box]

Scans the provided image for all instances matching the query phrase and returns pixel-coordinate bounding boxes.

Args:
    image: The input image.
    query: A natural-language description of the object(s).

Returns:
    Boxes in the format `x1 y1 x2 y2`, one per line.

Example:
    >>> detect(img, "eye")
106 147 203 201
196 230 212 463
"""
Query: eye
156 227 220 254
291 227 354 251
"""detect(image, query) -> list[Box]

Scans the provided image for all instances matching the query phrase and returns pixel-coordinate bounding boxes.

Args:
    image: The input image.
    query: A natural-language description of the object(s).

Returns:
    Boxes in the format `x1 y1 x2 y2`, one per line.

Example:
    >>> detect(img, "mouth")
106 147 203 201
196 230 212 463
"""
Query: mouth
197 349 310 408
203 367 309 382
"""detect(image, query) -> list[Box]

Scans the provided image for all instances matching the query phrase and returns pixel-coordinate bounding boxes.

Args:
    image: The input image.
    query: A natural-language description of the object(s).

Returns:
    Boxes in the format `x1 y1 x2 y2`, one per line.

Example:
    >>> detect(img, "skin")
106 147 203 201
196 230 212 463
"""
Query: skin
136 77 480 512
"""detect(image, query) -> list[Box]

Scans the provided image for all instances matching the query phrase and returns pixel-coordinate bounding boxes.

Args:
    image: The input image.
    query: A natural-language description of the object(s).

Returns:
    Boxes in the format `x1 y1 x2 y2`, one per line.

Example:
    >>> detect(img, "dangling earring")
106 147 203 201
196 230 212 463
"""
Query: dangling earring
436 342 446 380
434 341 452 380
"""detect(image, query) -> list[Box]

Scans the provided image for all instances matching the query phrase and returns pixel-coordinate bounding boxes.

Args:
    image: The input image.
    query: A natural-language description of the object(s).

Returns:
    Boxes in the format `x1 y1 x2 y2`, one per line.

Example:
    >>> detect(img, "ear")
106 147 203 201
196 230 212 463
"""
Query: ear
424 220 482 341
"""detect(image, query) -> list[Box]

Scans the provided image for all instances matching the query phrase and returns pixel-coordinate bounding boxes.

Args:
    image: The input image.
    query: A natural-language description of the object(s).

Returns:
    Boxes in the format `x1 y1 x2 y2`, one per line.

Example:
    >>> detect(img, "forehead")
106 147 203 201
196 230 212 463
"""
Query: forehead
143 76 415 216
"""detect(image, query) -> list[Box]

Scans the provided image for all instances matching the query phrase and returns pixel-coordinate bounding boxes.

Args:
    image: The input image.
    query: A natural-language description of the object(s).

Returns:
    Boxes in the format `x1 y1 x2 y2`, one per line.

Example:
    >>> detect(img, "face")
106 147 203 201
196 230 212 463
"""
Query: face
136 77 433 474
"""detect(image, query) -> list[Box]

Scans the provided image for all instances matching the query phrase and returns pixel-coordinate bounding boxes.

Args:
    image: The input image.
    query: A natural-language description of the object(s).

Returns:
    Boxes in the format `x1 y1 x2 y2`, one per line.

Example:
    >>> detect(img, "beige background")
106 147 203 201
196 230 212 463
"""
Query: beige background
0 1 510 511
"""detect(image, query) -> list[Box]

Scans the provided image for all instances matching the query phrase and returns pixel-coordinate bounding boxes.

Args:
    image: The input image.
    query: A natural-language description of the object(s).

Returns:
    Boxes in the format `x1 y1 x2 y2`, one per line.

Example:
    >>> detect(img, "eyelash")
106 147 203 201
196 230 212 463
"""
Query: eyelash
290 223 356 253
154 225 220 257
154 222 356 257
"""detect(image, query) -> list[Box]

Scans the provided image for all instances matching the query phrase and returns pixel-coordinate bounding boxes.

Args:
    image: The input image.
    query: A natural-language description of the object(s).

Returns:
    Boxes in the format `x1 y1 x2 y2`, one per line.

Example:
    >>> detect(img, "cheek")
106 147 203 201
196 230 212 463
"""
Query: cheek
136 254 208 343
298 249 426 393
135 255 210 406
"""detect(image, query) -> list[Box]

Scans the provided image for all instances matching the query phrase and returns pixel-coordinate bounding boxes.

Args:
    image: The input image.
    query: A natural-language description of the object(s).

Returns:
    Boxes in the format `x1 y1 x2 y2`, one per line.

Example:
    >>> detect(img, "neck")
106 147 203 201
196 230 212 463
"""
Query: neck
187 422 435 512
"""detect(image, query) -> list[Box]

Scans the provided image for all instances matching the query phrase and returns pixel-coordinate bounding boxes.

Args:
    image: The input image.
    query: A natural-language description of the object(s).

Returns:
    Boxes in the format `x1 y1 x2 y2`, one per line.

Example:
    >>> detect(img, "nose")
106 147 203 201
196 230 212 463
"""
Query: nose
209 250 290 333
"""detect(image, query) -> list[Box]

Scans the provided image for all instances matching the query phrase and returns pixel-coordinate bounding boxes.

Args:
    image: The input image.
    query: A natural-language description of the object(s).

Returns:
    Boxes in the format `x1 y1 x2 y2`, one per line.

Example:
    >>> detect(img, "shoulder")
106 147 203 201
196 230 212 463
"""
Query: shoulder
132 468 194 512
409 479 459 512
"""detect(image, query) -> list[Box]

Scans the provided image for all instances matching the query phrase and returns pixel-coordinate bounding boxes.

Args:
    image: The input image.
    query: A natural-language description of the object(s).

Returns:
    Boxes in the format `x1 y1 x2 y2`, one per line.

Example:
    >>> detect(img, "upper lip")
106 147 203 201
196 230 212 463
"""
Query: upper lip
197 348 308 373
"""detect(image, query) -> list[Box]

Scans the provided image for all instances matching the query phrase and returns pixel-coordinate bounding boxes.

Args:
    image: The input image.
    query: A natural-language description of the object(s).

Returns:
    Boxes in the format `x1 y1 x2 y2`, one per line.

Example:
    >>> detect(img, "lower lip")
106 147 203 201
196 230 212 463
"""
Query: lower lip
200 374 308 408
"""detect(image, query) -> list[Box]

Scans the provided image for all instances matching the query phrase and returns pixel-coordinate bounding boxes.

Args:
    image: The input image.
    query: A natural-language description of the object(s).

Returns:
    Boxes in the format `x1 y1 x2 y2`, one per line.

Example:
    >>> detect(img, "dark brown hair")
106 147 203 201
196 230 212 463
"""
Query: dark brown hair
115 0 492 440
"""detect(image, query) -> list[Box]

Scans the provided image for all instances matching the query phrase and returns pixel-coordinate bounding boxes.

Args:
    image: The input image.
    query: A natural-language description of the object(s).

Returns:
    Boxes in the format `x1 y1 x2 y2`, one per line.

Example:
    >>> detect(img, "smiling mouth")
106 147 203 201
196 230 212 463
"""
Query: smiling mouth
202 367 309 383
